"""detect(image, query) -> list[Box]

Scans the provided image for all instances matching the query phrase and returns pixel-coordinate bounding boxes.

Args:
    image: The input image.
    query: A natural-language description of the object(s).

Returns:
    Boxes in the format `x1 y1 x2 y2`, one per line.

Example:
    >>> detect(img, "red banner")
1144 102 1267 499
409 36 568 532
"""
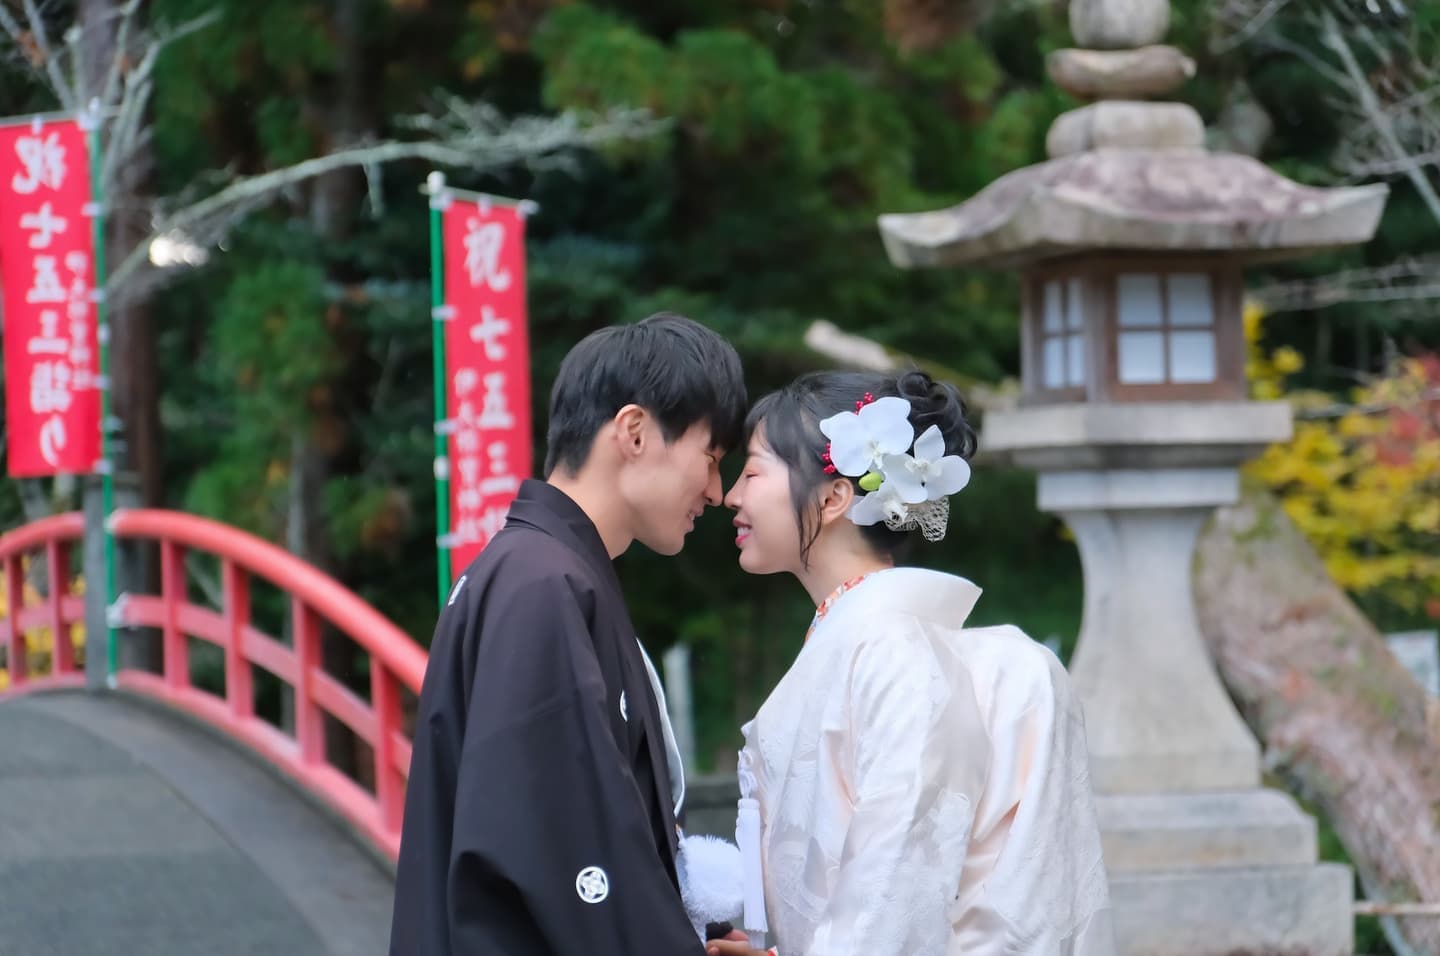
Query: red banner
0 117 101 477
442 198 531 575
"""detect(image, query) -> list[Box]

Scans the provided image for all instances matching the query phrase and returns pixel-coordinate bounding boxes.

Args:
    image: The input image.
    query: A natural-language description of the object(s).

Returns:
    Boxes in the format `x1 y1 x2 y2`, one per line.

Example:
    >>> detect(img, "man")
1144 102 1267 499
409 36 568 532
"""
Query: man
390 313 748 955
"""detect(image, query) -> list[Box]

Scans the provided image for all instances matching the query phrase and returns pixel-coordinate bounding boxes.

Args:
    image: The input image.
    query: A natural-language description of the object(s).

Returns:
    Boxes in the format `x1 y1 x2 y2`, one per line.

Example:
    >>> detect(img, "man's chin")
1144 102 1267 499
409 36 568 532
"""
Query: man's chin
638 534 685 557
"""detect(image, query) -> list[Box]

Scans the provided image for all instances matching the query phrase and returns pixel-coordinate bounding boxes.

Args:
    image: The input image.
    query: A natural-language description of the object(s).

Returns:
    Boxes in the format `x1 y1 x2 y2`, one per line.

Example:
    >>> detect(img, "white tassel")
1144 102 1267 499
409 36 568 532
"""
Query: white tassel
736 797 768 948
677 833 744 942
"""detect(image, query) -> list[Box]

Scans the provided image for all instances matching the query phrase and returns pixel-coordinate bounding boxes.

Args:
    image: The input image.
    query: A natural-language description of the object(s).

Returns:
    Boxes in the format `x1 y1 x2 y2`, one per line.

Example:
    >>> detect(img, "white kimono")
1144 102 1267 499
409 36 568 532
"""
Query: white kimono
740 568 1115 956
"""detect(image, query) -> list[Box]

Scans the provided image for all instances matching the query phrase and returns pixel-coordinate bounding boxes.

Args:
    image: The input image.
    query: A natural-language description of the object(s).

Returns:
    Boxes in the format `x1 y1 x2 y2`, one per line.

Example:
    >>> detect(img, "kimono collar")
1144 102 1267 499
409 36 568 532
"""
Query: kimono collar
807 572 880 641
811 567 984 635
505 480 619 585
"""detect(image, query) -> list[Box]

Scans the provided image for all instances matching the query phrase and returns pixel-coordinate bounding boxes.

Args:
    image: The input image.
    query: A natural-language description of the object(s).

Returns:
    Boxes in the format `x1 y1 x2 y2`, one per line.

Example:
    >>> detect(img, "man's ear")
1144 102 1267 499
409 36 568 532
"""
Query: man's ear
613 404 648 460
814 477 855 528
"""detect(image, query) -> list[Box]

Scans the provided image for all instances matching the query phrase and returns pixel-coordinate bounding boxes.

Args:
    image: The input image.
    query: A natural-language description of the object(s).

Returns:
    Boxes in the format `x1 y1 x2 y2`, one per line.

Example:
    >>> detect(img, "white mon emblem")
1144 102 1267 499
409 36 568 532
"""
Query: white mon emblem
619 691 628 722
575 865 609 904
446 574 468 606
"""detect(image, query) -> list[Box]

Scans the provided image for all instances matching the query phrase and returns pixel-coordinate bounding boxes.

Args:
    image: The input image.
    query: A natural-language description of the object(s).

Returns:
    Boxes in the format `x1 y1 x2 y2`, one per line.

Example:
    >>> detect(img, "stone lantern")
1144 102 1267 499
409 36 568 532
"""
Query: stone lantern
877 2 1389 954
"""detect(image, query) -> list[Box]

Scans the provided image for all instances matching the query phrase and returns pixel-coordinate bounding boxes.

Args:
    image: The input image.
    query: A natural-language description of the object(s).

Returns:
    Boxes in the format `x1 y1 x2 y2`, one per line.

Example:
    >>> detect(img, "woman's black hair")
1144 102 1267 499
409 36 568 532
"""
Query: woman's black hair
746 369 977 569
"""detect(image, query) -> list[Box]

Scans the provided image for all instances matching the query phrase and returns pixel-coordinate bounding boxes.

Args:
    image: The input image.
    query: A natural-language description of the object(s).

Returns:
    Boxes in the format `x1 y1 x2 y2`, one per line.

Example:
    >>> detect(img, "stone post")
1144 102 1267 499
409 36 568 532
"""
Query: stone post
985 399 1355 956
1042 469 1259 794
82 476 109 690
1039 470 1354 955
82 472 144 688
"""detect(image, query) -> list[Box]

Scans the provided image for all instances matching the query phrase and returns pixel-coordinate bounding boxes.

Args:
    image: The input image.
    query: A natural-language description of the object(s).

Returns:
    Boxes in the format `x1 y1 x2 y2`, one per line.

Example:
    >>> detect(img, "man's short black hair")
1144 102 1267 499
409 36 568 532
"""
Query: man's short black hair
543 313 746 477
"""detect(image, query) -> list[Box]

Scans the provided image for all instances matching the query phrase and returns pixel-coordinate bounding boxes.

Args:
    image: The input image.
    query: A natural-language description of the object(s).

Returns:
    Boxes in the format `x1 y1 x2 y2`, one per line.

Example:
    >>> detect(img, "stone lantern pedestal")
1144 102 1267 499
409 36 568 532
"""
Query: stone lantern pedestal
985 402 1353 954
875 0 1388 950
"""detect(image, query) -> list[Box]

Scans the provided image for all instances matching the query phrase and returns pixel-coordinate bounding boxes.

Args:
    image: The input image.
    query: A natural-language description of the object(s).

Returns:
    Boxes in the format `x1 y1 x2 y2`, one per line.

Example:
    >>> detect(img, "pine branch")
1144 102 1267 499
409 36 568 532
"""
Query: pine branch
1293 388 1440 421
18 0 74 109
106 104 662 303
98 0 142 110
802 320 1016 413
99 9 221 194
1215 0 1298 54
0 1 60 102
1251 259 1440 312
1337 148 1440 178
184 552 224 611
1258 31 1349 88
1319 8 1440 227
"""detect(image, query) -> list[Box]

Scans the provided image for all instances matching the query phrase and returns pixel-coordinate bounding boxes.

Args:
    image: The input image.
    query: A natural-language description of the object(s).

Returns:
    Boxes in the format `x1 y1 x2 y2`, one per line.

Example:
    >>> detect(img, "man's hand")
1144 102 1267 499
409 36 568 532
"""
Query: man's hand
705 931 771 956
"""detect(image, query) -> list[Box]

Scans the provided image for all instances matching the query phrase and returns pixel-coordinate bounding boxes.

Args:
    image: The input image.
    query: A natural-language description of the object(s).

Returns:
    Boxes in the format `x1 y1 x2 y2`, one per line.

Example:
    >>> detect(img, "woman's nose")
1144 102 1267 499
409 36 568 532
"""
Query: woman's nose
723 480 741 511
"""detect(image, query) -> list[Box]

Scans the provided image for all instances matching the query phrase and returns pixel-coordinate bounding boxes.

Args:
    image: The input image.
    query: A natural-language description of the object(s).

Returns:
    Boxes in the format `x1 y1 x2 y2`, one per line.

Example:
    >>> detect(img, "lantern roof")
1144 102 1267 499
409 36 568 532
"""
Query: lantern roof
879 148 1388 272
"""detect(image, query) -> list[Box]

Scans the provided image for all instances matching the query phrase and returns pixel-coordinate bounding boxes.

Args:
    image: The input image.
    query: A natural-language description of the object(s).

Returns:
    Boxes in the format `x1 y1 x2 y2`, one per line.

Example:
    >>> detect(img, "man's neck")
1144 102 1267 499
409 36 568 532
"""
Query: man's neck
546 473 632 559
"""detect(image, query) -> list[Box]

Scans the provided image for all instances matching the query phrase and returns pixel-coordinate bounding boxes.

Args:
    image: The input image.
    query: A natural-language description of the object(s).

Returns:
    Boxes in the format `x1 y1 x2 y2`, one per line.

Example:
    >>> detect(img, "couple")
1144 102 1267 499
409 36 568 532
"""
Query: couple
389 313 1114 956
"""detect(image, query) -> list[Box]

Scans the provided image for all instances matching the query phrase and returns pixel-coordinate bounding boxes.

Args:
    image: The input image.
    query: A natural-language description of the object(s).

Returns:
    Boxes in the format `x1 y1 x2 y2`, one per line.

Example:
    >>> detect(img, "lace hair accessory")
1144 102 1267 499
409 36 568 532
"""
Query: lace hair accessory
818 395 971 542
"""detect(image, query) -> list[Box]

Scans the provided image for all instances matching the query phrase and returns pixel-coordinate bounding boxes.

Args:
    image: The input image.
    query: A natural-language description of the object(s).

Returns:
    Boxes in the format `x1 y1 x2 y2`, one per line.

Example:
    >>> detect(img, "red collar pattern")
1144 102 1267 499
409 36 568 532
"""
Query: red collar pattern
805 572 878 642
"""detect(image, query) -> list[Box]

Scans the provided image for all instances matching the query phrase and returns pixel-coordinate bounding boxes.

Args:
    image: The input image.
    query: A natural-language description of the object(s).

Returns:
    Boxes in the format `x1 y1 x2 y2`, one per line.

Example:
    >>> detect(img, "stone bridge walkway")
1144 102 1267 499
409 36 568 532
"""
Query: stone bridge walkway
0 692 393 955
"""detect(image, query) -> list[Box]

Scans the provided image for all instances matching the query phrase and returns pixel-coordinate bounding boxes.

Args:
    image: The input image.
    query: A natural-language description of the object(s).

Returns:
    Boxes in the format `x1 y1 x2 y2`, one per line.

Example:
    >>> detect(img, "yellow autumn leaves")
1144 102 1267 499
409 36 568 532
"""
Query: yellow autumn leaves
1244 303 1440 619
0 563 87 690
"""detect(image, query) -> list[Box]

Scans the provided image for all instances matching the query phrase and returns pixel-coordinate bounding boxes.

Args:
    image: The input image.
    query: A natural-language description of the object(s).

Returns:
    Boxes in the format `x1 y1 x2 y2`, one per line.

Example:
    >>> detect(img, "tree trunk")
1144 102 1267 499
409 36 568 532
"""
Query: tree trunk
295 0 370 777
80 0 164 671
111 253 164 512
1194 487 1440 954
79 0 164 510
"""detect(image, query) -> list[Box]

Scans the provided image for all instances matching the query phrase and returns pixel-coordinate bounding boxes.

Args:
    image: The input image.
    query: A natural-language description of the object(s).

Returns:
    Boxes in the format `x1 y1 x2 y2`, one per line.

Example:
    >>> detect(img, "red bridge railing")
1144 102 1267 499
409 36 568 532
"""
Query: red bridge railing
0 509 428 860
1 513 87 695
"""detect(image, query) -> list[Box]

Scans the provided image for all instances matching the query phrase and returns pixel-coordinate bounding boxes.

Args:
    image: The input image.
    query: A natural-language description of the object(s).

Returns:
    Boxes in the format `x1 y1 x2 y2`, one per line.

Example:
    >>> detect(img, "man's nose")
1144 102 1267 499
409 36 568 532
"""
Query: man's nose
705 469 723 507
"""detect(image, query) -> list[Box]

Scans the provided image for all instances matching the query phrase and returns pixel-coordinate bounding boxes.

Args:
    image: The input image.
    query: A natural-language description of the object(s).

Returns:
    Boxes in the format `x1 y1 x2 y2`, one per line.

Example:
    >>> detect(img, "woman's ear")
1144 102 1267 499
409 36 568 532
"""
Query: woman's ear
613 404 648 460
814 477 855 528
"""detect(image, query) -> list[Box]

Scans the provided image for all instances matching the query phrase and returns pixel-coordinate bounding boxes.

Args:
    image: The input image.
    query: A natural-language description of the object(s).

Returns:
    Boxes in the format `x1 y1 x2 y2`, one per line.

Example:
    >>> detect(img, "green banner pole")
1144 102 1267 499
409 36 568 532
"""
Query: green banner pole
428 172 452 609
83 100 117 681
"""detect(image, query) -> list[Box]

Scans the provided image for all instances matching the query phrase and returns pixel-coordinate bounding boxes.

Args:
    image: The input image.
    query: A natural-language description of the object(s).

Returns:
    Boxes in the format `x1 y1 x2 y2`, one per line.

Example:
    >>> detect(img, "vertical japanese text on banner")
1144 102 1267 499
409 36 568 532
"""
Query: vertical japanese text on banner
0 118 102 477
441 200 532 574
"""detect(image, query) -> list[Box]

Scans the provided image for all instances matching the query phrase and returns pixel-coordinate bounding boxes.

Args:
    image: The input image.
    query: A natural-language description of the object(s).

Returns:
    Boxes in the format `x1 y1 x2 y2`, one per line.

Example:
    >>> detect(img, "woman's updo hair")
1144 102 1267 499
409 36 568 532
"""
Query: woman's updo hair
746 369 978 568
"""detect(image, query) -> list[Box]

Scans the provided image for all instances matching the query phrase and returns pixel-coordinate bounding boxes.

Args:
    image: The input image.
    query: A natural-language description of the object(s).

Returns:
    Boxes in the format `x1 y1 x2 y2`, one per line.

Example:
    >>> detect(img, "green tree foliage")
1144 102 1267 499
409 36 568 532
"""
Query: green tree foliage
184 258 334 529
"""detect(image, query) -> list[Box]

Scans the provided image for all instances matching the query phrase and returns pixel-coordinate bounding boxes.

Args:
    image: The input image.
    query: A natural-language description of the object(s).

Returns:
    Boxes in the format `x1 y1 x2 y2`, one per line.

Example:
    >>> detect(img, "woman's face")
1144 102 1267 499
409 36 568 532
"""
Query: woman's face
724 425 807 576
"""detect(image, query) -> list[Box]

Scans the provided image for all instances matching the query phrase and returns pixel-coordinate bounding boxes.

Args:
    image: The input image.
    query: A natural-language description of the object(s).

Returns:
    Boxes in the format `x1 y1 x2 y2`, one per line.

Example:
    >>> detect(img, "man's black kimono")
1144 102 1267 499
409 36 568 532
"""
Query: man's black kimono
389 480 704 955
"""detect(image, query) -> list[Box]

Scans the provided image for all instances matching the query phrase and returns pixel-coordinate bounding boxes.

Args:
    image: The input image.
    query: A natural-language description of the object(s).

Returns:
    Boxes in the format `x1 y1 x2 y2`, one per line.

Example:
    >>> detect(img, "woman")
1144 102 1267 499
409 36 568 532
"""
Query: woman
712 370 1114 956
